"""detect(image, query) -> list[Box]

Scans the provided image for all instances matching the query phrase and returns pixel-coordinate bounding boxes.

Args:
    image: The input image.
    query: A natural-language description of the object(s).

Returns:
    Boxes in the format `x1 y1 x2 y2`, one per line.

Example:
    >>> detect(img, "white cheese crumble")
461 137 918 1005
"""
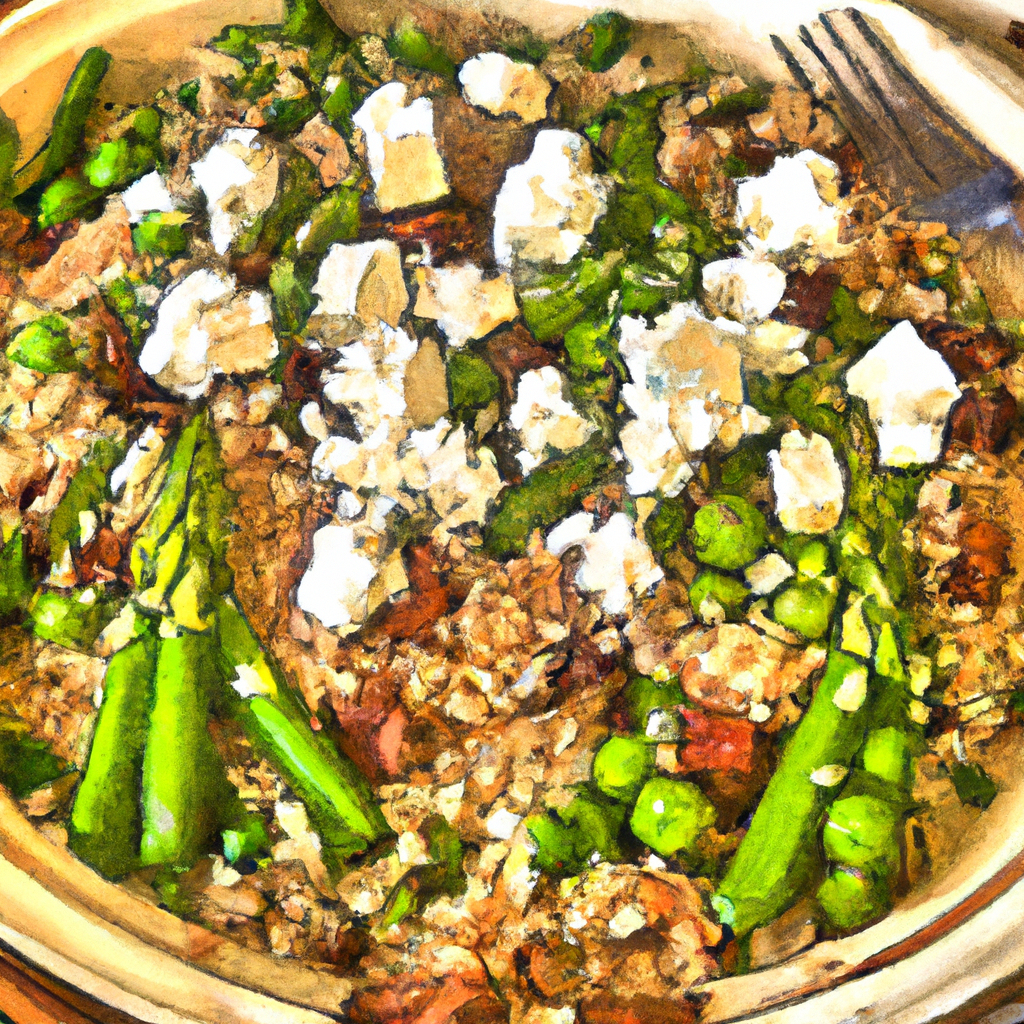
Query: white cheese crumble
735 150 843 255
190 128 279 255
120 171 175 223
493 129 609 267
769 430 846 534
509 366 595 474
458 52 551 123
547 511 663 616
845 320 961 467
701 256 787 324
352 82 449 213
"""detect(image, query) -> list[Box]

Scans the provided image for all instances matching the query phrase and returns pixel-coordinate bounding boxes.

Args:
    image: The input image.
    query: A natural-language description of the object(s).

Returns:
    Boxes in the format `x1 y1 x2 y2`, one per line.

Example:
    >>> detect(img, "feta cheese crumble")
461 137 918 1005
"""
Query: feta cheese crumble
845 320 961 467
493 129 609 267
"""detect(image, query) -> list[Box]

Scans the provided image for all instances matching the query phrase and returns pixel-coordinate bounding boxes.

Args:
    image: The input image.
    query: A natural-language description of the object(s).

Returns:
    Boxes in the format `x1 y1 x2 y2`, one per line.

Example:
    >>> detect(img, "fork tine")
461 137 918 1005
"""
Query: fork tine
782 6 1014 222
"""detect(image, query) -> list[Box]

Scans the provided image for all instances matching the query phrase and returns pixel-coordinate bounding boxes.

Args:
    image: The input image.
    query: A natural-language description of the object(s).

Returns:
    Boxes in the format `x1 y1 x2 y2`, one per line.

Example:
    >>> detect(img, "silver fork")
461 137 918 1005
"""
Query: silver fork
773 7 1018 233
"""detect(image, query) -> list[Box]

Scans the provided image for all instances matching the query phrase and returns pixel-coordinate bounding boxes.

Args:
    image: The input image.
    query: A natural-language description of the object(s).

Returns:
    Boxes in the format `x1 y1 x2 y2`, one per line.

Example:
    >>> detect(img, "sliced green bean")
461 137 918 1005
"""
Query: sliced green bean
139 633 224 867
714 646 870 938
130 415 202 591
15 48 111 197
218 597 392 854
69 633 157 877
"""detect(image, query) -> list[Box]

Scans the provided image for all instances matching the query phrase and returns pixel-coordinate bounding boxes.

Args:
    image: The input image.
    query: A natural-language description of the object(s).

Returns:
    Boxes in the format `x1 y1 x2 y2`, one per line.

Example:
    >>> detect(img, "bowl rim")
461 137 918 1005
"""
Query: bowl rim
2 0 1024 1021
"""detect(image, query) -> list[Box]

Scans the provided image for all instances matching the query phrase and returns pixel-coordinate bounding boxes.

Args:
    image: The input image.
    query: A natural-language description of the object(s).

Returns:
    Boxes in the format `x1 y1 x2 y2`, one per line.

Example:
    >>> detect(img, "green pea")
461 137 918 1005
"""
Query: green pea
689 571 749 623
822 794 901 874
525 814 578 875
689 495 767 570
593 736 654 801
624 675 683 733
817 867 890 932
796 540 830 578
773 581 835 639
630 778 716 858
30 587 116 650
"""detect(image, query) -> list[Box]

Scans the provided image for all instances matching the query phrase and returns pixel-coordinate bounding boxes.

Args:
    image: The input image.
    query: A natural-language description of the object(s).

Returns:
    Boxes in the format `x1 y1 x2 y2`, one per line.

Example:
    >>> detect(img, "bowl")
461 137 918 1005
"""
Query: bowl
2 1 1024 1021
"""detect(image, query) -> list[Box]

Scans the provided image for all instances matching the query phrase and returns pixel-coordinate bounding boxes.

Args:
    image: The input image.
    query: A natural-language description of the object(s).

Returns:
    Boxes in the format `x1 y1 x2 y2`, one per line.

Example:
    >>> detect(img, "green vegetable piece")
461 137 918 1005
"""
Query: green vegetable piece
526 813 578 875
950 761 998 809
689 495 768 570
270 258 314 335
564 311 618 373
448 352 499 410
558 792 627 865
692 87 767 123
30 587 116 650
210 26 265 70
0 106 19 204
0 531 32 619
84 136 155 191
34 47 112 190
296 185 361 259
486 443 613 559
132 211 189 256
861 727 911 789
822 794 901 875
37 176 104 228
625 674 683 733
519 252 623 343
6 315 77 374
874 621 904 680
177 79 200 114
817 868 889 932
825 286 883 352
577 11 633 73
689 571 749 623
323 76 355 134
795 540 830 579
222 814 271 864
264 95 318 134
773 581 835 640
217 597 279 700
130 414 203 592
619 261 681 316
380 815 465 927
714 648 872 937
630 778 715 858
48 438 124 569
132 106 162 144
386 19 456 78
593 736 654 801
241 694 393 855
69 634 157 877
0 714 67 799
644 497 689 555
140 633 226 867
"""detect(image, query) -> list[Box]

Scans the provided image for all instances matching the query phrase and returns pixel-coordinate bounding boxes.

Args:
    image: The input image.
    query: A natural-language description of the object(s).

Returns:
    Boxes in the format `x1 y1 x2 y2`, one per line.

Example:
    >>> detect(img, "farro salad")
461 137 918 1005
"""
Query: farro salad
0 1 1022 1020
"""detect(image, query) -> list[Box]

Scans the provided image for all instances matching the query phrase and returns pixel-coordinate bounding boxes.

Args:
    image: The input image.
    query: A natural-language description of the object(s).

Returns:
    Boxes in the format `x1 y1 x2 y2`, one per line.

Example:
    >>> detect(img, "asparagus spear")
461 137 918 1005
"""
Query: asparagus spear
217 598 392 855
713 644 871 938
69 633 157 877
130 413 203 595
13 47 112 199
139 632 226 867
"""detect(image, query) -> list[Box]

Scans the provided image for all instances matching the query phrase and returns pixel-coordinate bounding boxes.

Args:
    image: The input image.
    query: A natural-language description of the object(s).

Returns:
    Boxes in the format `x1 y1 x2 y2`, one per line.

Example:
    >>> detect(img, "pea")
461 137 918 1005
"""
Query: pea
593 736 654 801
773 581 835 639
817 867 889 931
689 495 768 570
822 794 901 874
630 778 716 858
